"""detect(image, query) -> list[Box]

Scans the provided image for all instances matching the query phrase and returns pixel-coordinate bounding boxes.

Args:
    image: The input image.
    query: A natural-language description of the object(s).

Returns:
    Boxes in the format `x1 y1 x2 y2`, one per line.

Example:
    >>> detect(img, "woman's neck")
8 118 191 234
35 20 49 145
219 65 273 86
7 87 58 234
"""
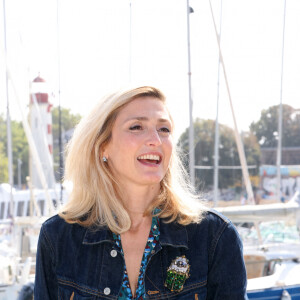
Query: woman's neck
120 183 160 228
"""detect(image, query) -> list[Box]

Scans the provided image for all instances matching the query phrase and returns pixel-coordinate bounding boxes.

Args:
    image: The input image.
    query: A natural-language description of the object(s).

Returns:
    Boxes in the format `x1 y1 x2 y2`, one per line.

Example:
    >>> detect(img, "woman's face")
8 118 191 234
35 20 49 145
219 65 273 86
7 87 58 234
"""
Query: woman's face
103 97 173 188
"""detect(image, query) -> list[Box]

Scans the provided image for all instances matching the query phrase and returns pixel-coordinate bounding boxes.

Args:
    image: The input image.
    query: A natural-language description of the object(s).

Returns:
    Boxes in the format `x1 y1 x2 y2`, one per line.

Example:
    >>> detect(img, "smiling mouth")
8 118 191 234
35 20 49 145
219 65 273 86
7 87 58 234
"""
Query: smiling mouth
137 154 162 165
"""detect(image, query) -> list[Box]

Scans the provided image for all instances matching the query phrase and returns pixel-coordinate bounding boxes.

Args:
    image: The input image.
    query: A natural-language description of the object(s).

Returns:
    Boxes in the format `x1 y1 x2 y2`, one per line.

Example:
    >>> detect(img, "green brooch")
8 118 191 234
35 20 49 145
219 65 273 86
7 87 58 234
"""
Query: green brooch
164 255 190 292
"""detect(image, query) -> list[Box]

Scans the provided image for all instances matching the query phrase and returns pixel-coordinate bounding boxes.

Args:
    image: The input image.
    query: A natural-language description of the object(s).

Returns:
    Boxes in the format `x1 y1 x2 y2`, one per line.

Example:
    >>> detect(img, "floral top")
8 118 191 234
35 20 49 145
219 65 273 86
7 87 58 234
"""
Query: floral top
112 215 160 299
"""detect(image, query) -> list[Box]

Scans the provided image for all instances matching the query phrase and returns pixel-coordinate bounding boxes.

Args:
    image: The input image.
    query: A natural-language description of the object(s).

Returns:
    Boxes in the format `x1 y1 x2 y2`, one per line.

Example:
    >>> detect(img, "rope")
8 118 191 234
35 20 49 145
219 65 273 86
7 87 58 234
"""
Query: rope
208 0 255 205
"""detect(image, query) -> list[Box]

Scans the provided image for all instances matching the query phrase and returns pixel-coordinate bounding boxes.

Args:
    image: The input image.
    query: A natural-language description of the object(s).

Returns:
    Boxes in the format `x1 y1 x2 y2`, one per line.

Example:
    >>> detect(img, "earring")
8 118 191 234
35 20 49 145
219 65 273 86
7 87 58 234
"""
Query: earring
103 156 108 162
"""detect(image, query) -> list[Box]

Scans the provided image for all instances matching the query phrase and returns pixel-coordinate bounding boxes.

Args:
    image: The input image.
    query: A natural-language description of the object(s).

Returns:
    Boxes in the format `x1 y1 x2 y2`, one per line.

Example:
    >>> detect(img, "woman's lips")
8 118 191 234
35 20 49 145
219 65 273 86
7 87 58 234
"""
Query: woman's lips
137 153 162 166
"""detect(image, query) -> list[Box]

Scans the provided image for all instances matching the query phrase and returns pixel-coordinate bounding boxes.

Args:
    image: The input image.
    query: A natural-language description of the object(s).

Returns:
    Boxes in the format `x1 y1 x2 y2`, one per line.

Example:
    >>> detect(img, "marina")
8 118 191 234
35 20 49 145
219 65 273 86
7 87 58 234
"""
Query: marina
1 0 300 299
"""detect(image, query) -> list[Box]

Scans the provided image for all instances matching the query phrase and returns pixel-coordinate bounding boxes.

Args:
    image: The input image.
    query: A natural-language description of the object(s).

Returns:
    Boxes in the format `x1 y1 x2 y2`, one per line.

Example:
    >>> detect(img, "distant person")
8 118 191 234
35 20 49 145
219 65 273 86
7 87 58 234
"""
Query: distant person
34 86 248 299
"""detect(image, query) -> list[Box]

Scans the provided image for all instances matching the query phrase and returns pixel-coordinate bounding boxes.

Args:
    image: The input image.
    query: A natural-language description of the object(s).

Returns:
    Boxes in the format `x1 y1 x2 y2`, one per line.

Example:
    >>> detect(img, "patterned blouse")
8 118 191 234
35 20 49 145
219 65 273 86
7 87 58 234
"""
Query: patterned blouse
112 215 160 299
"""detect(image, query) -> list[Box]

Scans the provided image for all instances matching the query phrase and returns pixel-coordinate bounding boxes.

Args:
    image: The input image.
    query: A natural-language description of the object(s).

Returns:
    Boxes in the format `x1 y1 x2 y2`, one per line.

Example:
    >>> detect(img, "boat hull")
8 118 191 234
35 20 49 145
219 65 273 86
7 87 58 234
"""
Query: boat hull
247 284 300 299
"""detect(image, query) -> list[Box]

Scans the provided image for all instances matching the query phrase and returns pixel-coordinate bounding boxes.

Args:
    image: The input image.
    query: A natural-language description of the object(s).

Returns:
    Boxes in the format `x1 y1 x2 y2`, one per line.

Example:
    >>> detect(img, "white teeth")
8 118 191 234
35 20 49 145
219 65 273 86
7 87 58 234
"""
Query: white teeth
138 154 160 161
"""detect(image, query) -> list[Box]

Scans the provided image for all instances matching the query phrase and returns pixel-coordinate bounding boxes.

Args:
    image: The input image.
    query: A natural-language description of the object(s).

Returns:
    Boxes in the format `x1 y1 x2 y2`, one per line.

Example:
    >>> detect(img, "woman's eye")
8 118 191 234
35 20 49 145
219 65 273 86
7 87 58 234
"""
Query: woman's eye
159 127 171 133
129 125 143 131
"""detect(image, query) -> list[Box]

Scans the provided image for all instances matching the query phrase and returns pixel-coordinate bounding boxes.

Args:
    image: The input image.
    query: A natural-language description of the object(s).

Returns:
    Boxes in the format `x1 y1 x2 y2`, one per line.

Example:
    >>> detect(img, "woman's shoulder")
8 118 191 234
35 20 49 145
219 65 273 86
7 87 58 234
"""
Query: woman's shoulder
43 213 64 225
202 208 231 225
184 208 237 237
41 214 86 241
174 209 241 254
42 214 69 230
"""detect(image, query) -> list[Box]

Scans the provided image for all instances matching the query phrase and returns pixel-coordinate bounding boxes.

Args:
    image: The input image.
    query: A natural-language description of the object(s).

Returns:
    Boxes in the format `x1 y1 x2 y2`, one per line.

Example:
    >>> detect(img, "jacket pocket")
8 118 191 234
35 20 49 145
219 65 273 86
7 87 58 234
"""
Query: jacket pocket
169 286 207 300
58 286 97 300
147 281 207 299
57 277 97 300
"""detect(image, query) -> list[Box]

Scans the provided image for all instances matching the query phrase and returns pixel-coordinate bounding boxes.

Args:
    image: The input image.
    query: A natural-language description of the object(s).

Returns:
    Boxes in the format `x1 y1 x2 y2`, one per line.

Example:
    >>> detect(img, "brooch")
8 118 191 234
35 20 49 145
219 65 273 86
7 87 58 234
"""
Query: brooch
164 255 190 292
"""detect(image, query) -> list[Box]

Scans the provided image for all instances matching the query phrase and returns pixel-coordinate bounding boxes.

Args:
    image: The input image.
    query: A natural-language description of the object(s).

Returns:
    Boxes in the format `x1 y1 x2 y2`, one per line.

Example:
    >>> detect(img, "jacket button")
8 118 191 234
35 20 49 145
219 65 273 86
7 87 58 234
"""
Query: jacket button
104 287 111 295
110 250 117 257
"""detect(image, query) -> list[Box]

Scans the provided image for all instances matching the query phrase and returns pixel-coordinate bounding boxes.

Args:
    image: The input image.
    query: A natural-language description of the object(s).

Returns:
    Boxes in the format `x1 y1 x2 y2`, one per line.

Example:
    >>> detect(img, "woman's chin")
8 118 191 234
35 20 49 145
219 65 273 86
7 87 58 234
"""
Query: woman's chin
136 174 164 186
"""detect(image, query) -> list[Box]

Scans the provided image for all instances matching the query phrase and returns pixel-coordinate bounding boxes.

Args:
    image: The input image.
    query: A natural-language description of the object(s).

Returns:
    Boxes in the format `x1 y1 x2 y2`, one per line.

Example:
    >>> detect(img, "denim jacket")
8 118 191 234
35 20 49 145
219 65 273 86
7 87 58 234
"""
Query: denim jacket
34 209 248 300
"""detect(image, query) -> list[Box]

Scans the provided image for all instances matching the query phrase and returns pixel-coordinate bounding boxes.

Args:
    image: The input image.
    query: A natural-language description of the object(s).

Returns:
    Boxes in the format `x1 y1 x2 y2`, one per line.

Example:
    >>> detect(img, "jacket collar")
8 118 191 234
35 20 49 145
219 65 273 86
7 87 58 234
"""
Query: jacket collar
82 219 188 249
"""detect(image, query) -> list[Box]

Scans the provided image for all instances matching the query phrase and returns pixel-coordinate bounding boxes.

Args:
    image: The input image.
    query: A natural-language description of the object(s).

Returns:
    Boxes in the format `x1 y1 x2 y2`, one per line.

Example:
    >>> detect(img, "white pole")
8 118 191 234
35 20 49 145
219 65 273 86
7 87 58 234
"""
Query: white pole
213 0 223 207
187 0 195 186
129 0 132 83
57 0 64 202
2 0 14 218
276 0 287 203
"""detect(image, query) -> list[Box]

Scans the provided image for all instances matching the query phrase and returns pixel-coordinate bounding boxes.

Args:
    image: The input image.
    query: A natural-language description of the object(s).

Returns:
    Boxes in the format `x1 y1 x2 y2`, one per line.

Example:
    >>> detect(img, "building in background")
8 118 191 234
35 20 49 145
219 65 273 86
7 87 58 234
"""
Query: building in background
29 76 55 189
260 147 300 200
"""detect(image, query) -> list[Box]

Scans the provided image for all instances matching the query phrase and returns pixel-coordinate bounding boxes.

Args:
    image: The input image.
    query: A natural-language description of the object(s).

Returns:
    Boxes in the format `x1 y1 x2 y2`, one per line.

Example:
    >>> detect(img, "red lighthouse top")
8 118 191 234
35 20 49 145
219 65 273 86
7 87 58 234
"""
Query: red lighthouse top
31 75 48 104
33 75 46 83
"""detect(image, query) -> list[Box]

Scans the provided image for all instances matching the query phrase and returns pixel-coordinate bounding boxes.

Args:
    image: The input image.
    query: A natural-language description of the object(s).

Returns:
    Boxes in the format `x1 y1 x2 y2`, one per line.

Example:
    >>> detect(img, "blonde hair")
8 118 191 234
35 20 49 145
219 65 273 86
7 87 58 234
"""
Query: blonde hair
60 86 207 233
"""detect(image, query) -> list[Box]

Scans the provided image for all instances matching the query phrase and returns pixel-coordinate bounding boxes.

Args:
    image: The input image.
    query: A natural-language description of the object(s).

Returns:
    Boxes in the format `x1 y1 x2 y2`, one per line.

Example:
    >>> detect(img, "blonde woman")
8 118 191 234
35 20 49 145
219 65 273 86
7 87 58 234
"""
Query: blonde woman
34 86 248 299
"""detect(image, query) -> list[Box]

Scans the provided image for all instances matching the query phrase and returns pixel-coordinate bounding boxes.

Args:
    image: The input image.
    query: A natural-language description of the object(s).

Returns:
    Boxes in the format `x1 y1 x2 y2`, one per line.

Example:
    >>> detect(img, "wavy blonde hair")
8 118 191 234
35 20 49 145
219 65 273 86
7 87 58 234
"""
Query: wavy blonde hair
60 86 207 233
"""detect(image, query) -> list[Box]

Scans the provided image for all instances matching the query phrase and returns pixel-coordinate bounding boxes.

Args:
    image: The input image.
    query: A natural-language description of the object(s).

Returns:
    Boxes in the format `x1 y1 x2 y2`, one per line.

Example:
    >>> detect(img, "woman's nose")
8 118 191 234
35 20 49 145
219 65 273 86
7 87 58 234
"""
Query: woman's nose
146 129 162 146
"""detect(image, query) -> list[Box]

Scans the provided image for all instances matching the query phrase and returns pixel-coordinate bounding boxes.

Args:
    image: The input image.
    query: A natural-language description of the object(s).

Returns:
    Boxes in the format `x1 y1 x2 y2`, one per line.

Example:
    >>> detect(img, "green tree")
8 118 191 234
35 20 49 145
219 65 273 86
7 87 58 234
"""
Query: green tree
0 116 7 182
51 107 82 181
0 107 81 185
178 118 260 191
0 142 8 183
11 120 29 186
250 104 300 147
0 115 29 185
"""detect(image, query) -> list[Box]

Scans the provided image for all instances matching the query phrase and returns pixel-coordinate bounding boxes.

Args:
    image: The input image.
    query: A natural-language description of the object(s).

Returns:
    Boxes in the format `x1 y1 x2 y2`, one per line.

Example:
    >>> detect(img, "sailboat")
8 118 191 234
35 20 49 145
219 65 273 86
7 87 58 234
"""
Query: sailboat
0 5 64 299
0 70 68 298
216 191 300 299
206 1 300 299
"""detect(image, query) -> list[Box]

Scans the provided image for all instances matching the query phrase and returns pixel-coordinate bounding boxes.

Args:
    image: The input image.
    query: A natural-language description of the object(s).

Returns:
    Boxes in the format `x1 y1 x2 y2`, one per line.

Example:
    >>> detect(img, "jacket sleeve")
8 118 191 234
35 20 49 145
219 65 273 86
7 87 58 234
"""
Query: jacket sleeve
206 221 248 300
34 224 58 300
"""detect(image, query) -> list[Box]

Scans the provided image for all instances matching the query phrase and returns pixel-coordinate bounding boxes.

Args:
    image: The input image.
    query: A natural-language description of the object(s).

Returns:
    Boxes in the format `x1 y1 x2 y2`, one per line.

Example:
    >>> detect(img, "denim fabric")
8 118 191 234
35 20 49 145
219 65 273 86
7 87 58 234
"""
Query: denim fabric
34 209 248 300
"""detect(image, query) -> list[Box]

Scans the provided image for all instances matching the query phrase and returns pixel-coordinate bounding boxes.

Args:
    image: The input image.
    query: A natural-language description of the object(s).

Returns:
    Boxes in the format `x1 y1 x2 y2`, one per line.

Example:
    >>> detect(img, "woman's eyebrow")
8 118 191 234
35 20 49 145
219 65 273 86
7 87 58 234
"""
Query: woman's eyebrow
124 116 171 123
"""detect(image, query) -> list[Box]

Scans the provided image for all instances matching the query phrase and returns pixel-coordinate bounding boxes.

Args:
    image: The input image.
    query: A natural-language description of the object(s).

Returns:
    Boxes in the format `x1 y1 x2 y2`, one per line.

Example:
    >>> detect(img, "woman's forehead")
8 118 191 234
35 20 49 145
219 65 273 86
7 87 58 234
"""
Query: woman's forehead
117 96 172 122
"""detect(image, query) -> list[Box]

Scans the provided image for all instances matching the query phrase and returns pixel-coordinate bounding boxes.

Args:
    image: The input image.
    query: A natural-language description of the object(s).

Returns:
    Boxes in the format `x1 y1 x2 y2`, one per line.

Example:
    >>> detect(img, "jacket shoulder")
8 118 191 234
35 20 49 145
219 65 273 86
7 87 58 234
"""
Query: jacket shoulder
185 208 238 245
41 214 86 245
43 214 66 226
191 208 231 229
203 208 231 225
42 214 71 233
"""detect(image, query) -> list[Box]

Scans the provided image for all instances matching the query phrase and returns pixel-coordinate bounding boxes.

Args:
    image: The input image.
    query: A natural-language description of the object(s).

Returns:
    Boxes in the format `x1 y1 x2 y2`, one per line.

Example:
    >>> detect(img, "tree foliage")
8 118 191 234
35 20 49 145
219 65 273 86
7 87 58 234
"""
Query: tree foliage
250 104 300 148
52 107 81 141
0 142 8 183
0 108 81 185
0 115 28 185
178 118 260 190
51 107 81 181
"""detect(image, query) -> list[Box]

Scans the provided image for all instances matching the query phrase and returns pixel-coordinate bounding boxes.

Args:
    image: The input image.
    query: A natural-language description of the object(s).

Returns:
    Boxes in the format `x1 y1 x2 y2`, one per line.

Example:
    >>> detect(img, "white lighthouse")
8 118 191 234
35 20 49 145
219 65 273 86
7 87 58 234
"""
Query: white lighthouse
29 75 55 189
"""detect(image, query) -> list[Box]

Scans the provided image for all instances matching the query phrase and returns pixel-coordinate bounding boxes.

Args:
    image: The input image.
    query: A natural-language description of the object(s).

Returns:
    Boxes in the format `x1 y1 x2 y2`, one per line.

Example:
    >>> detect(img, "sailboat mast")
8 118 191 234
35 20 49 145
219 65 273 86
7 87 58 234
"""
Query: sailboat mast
57 0 64 201
3 0 14 218
276 0 286 203
186 0 195 186
129 0 132 83
213 0 223 207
